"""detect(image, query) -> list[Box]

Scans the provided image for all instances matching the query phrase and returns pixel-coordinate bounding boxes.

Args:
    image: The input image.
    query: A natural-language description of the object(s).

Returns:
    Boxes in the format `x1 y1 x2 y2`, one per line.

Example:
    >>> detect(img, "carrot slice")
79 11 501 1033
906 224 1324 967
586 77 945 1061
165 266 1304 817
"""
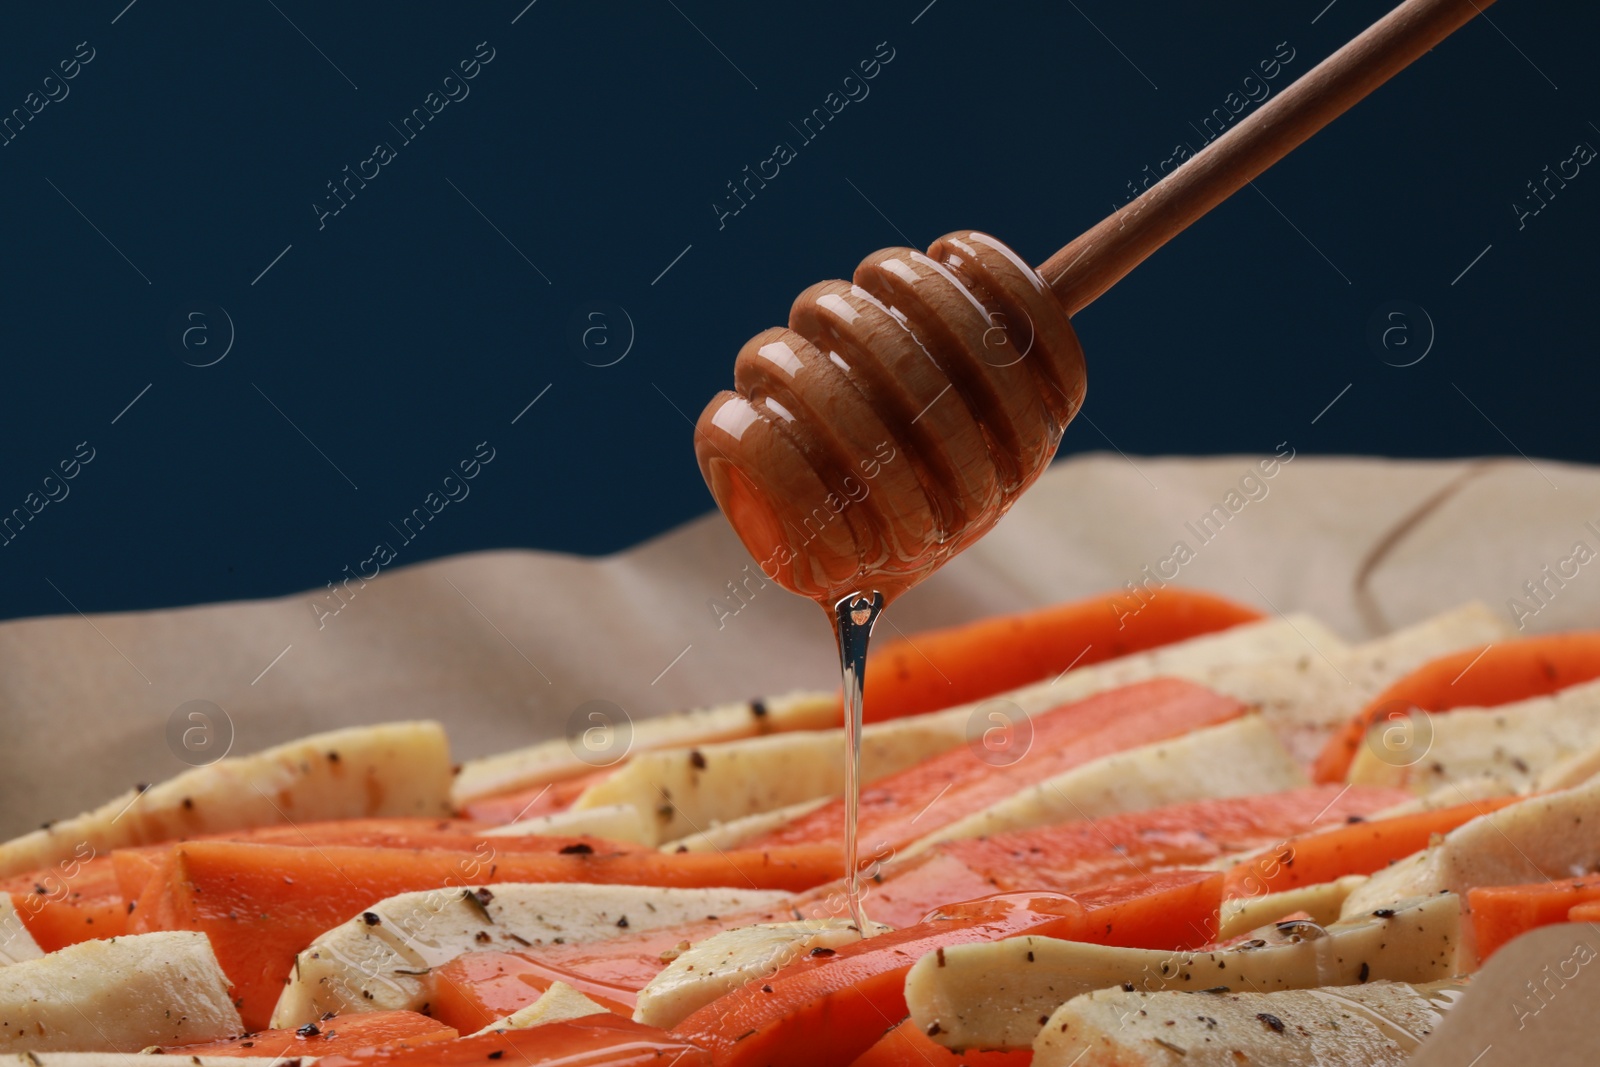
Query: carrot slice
131 839 840 1028
6 892 127 952
851 1018 1032 1066
3 819 645 951
155 1010 456 1058
798 786 1398 930
314 1015 707 1067
671 892 1087 1067
1469 876 1600 961
943 785 1404 898
1315 632 1600 782
460 770 615 824
0 850 116 897
859 588 1262 723
1072 869 1224 951
1223 796 1523 900
5 853 129 951
749 679 1247 853
848 852 1003 929
1569 900 1600 924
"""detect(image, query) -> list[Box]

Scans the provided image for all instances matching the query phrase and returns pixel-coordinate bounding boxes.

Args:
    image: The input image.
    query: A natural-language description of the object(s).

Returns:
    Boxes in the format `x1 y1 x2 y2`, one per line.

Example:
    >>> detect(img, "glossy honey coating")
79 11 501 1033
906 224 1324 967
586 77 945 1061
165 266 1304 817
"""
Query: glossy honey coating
695 231 1087 606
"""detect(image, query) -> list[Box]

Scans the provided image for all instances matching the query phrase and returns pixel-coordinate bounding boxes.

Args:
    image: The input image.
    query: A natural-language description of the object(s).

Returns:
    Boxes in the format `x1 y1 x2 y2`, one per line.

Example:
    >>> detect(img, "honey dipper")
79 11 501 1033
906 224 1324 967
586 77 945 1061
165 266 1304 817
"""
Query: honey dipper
695 0 1493 608
691 0 1494 929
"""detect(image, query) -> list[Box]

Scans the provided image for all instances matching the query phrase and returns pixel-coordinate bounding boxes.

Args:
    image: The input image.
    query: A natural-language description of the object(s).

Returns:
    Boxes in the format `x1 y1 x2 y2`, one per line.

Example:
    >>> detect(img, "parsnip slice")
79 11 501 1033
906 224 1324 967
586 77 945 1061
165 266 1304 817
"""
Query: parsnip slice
573 716 968 846
906 892 1459 1051
0 722 453 879
451 691 837 806
1217 875 1368 939
1033 979 1466 1066
907 715 1304 853
1341 775 1600 930
1365 775 1518 820
1349 677 1600 792
469 980 610 1035
1534 739 1600 791
0 931 240 1053
1198 602 1510 766
634 919 891 1029
660 797 831 853
271 881 789 1027
481 803 649 844
0 897 42 965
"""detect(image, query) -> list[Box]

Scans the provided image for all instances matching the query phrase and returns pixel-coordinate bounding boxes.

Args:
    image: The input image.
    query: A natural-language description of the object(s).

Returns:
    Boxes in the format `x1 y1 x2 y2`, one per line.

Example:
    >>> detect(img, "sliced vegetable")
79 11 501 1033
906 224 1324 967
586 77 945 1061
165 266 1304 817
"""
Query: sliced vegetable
1315 632 1600 783
1217 875 1368 940
910 715 1307 851
0 897 41 964
272 882 790 1027
460 769 613 824
132 839 838 1028
5 851 128 951
6 818 649 953
1569 899 1600 923
429 948 636 1032
425 905 816 1032
850 1018 1032 1066
748 679 1247 853
451 690 837 808
1222 796 1522 901
0 721 454 878
469 980 610 1035
1070 869 1224 951
5 892 127 953
1348 676 1600 792
157 1010 456 1058
1469 876 1600 961
482 804 651 843
944 784 1400 895
314 1015 709 1067
574 715 969 846
1032 979 1464 1066
0 931 240 1053
858 588 1263 723
907 893 1460 1051
1340 777 1600 934
670 892 1089 1067
635 918 890 1028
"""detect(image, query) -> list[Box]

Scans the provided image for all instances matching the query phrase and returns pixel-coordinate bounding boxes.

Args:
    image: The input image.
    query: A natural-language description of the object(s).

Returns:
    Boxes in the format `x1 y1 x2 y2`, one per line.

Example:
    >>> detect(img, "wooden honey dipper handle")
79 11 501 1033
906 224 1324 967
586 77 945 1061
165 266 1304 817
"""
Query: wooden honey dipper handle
1041 0 1496 314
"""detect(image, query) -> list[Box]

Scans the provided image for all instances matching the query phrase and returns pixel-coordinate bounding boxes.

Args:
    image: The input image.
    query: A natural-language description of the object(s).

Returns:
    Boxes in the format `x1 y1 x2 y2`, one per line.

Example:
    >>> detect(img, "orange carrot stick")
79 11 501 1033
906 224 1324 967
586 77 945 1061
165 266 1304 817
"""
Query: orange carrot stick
155 1011 456 1058
5 817 648 952
749 679 1247 854
859 588 1262 723
946 784 1404 897
1469 876 1600 961
1315 632 1600 782
314 1015 707 1067
459 770 615 824
1568 900 1600 924
851 1018 1033 1067
1223 796 1523 900
1071 869 1224 951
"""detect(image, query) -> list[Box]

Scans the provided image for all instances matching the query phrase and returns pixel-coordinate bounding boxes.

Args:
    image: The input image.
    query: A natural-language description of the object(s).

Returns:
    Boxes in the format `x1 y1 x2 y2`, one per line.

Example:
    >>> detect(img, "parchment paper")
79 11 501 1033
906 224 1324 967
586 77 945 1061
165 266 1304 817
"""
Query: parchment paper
0 451 1597 1056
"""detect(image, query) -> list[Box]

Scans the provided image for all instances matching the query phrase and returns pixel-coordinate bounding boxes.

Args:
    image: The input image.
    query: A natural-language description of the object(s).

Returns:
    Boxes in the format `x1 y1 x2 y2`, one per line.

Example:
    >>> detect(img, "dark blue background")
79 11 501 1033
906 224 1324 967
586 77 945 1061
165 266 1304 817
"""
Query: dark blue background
0 0 1592 622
